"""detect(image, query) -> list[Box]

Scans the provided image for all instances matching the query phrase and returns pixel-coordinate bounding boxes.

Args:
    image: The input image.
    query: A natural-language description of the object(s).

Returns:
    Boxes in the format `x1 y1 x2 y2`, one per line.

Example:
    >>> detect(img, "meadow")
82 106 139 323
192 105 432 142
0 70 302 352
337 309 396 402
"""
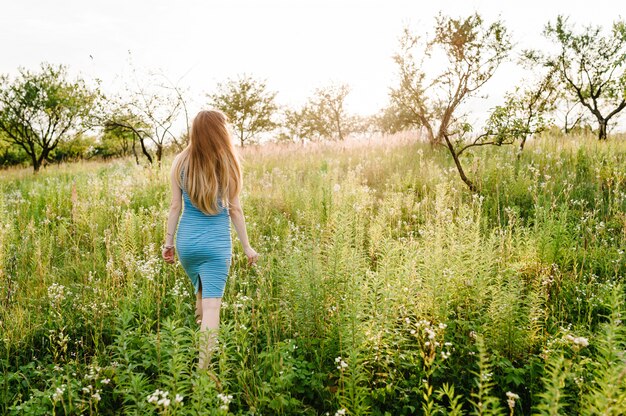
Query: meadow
0 133 625 415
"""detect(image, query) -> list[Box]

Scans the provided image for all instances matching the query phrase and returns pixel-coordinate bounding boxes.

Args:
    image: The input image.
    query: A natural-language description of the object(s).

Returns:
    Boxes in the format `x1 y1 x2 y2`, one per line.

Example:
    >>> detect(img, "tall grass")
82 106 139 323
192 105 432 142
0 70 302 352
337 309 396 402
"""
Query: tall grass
0 133 625 415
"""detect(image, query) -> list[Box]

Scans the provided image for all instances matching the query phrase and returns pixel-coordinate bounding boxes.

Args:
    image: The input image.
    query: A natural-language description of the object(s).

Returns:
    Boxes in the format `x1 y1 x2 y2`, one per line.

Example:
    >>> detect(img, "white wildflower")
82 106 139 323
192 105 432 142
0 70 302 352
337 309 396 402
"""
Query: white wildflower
51 385 65 401
48 283 66 307
506 391 520 409
335 356 348 370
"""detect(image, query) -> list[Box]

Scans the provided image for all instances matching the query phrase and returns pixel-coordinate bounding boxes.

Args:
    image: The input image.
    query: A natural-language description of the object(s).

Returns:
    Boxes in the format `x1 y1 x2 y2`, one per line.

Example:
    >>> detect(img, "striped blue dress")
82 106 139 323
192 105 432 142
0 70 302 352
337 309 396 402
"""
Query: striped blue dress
175 173 232 299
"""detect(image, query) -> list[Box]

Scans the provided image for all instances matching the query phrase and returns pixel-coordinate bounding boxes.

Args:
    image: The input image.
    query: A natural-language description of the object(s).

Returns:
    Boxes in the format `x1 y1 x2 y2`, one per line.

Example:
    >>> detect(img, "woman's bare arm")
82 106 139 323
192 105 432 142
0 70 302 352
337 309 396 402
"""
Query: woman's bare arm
229 194 258 265
162 164 182 263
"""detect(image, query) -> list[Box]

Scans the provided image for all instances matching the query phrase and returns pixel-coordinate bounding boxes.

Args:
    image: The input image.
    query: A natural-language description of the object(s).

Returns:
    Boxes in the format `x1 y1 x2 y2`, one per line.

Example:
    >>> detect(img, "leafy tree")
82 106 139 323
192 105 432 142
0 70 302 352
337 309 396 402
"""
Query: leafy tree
0 63 100 172
278 107 319 143
390 13 512 146
308 84 352 141
96 124 139 162
376 102 420 135
208 75 278 147
541 16 626 140
105 106 154 164
502 62 559 154
49 134 96 163
0 131 29 167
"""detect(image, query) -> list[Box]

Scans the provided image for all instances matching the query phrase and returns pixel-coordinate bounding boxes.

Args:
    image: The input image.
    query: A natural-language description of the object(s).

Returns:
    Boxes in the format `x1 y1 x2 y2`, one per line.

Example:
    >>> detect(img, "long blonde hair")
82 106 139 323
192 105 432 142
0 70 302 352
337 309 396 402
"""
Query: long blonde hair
173 110 242 214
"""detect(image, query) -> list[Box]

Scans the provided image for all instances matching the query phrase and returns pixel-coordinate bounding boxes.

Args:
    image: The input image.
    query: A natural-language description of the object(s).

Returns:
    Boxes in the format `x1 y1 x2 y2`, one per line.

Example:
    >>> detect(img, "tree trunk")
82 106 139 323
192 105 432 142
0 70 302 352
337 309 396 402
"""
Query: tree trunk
335 113 343 141
32 155 41 172
443 134 477 193
156 144 163 166
138 136 153 164
597 119 608 141
517 136 528 159
132 134 140 165
240 129 245 147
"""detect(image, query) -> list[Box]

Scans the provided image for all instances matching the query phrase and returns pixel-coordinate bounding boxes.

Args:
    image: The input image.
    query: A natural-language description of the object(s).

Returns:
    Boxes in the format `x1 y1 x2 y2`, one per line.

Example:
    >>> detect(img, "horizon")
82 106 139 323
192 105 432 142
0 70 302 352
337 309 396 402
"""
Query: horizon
1 0 624 135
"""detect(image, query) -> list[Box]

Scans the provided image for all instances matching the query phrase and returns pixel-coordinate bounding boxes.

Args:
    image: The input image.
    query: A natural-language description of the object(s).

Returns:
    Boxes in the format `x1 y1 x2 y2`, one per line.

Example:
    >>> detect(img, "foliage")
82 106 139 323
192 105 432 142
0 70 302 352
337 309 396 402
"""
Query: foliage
0 133 625 414
390 13 512 145
0 63 101 172
105 69 187 164
539 16 626 140
208 74 278 147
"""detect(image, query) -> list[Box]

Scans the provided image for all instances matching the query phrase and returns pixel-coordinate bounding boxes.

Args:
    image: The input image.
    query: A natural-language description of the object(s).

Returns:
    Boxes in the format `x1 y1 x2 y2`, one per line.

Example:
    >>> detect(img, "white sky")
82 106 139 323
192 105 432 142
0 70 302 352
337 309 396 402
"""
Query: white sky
1 0 623 123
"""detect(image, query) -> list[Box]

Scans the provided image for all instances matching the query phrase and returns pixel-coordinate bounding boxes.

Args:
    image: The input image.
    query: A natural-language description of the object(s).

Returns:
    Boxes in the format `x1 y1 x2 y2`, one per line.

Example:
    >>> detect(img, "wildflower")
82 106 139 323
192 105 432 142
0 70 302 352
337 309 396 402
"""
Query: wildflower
51 384 67 401
564 334 589 348
335 356 348 370
217 393 233 411
175 394 184 404
425 328 436 340
573 337 589 347
441 351 451 360
335 409 347 416
506 391 520 409
333 184 341 192
147 389 170 405
92 391 101 402
48 283 66 307
101 378 110 385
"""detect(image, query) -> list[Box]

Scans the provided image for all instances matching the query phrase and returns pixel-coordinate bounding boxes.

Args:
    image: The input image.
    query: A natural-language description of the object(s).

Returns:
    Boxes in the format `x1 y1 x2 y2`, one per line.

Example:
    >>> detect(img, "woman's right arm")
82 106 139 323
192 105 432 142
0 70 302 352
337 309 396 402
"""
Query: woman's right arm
162 163 182 264
229 194 258 265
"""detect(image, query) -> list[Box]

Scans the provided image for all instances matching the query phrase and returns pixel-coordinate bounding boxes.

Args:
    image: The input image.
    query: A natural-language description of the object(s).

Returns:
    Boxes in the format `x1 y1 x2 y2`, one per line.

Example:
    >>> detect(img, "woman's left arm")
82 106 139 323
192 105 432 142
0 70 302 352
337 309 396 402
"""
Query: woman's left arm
162 166 182 264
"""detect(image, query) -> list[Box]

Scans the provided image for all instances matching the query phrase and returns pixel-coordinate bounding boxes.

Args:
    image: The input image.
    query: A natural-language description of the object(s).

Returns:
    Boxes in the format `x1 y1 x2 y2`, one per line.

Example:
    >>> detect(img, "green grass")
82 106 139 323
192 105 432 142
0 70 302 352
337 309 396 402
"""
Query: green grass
1 133 625 415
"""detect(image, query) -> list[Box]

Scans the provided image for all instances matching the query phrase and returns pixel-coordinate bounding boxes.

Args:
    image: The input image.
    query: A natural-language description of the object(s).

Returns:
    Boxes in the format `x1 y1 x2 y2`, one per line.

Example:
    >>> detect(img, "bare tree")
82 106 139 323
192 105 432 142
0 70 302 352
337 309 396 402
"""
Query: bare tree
106 71 185 165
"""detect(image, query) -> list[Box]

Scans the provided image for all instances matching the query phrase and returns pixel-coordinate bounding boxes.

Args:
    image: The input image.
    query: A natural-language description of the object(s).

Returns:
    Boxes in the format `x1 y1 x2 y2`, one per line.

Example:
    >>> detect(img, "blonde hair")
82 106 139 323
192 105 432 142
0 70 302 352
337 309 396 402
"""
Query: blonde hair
173 110 242 214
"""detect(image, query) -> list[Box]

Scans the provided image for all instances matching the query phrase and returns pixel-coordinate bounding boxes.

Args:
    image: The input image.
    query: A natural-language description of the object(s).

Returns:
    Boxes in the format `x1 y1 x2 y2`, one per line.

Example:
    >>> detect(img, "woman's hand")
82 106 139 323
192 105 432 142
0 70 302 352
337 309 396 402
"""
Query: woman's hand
162 245 176 264
243 246 259 266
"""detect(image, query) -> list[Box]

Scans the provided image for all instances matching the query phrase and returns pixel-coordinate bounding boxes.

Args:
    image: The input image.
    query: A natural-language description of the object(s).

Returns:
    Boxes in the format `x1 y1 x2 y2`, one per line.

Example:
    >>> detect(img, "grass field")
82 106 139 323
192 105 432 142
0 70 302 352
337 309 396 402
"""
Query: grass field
1 133 625 415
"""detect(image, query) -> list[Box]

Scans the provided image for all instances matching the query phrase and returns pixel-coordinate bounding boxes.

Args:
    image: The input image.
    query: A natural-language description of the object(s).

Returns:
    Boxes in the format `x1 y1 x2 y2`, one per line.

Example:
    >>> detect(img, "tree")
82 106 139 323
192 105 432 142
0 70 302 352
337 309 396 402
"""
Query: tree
97 124 140 162
504 58 559 154
309 84 352 141
208 75 278 147
278 107 319 143
390 13 512 146
376 101 420 135
105 71 185 166
0 63 100 172
541 16 626 140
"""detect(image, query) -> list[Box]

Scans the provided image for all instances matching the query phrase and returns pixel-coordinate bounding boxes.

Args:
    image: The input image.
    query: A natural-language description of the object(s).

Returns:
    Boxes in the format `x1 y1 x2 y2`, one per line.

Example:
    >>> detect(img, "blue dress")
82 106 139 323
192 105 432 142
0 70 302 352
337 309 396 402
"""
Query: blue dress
175 175 232 298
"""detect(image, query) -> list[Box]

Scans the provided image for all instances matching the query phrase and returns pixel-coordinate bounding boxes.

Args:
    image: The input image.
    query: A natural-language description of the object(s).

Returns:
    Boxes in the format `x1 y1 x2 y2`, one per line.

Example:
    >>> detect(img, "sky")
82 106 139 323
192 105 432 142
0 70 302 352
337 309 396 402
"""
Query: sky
1 0 623 125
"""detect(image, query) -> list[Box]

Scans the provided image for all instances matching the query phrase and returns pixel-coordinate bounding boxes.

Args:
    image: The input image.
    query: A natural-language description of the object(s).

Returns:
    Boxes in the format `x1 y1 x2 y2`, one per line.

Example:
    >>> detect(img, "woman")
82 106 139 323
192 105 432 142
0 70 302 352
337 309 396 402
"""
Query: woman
161 110 258 369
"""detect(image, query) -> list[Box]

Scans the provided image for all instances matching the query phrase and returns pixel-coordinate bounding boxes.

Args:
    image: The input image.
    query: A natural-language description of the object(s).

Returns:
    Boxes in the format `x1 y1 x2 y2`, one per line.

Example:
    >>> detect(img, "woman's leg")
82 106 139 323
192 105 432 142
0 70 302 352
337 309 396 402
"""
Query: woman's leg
198 297 222 369
195 290 202 325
